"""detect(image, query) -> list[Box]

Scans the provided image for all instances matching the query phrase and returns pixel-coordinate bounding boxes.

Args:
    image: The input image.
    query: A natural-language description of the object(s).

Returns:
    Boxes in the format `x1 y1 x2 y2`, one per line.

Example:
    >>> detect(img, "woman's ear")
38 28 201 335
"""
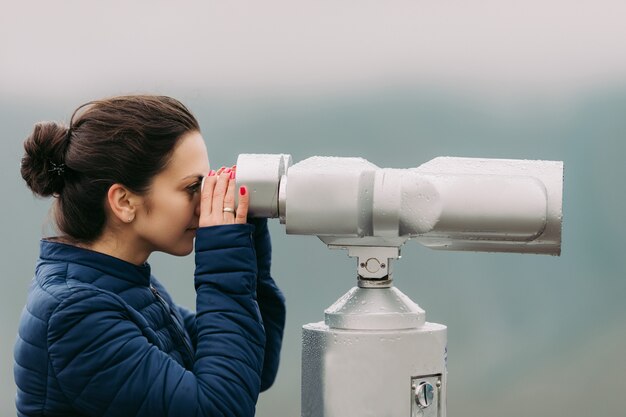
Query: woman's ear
107 184 141 224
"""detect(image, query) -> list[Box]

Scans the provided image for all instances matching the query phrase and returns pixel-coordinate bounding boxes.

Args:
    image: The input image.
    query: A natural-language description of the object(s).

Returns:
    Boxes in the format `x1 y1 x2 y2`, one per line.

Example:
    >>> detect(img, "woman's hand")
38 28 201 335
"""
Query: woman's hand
199 166 249 227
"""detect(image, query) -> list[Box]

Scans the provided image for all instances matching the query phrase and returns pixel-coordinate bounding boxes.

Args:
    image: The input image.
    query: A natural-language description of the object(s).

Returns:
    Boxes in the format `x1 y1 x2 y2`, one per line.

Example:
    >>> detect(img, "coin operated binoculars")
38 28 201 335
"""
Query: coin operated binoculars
236 154 563 417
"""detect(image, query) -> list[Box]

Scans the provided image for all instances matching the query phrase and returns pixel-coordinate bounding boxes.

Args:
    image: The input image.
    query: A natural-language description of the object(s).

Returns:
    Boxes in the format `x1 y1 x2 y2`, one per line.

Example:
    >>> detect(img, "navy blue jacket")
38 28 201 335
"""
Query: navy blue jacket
14 221 286 417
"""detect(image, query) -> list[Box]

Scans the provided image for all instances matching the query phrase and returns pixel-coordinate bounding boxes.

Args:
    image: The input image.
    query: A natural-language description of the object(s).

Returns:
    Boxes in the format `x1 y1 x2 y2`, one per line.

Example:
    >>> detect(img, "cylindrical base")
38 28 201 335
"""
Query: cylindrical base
302 320 447 417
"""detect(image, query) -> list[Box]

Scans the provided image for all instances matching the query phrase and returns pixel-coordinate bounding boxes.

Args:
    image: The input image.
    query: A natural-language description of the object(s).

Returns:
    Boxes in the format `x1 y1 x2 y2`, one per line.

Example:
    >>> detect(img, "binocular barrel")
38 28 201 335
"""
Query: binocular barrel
236 154 563 255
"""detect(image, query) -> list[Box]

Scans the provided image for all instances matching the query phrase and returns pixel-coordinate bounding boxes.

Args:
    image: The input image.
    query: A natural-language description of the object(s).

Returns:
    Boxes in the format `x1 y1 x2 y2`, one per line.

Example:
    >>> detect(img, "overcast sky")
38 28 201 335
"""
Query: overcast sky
1 0 625 99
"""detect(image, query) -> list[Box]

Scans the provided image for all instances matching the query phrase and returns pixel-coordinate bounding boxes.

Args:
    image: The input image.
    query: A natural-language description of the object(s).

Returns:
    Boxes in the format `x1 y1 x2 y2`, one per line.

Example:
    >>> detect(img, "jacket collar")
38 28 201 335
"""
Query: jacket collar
39 239 152 286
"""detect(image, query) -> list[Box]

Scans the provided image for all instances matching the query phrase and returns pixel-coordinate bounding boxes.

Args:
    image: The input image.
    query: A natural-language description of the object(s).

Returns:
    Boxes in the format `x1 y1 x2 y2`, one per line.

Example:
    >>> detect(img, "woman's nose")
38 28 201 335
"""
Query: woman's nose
195 197 202 217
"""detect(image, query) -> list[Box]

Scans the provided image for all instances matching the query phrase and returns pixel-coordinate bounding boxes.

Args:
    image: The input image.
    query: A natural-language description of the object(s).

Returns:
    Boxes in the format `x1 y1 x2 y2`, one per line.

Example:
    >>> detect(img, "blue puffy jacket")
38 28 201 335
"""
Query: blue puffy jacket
14 221 286 417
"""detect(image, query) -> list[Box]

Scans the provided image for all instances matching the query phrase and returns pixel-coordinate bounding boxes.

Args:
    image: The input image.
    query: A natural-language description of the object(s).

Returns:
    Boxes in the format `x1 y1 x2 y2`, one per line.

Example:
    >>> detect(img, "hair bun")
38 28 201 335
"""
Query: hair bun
21 121 70 197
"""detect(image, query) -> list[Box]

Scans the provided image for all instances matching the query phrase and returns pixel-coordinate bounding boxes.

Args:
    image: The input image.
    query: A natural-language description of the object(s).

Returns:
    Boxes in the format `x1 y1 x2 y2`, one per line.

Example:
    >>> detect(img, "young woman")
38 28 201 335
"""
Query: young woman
15 95 286 417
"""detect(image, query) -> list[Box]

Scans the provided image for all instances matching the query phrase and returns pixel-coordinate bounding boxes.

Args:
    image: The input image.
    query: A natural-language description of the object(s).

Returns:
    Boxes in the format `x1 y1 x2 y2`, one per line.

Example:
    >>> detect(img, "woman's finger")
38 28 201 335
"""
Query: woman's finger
199 170 216 227
223 170 237 224
211 168 231 215
235 186 249 224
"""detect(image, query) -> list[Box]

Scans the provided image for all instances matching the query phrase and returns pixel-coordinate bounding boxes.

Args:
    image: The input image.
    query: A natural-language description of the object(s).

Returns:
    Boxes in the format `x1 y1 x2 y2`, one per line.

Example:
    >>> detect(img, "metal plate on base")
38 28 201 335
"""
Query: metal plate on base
411 375 442 417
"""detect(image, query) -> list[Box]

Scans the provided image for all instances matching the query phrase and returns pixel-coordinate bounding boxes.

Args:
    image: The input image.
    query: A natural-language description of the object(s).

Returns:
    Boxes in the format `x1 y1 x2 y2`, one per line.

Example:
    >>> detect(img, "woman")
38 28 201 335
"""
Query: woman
14 95 286 417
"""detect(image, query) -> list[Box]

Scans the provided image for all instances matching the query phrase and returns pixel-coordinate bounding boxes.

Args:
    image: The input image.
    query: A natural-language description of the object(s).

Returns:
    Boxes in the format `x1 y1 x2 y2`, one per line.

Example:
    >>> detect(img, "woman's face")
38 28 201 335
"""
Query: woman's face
133 131 210 257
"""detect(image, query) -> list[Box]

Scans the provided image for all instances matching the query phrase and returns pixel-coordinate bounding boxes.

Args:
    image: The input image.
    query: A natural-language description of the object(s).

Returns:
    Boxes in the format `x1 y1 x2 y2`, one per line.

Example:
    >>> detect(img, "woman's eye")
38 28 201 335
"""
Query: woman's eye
187 183 201 194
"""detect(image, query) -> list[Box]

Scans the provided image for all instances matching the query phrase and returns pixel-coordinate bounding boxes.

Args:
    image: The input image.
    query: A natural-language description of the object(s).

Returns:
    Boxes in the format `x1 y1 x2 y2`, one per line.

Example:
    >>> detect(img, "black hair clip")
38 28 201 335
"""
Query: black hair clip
49 161 66 176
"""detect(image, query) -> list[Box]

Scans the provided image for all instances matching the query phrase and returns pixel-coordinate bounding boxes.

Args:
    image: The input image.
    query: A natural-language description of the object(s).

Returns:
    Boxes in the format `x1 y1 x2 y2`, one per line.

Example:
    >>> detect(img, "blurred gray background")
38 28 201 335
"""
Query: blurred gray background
2 1 625 416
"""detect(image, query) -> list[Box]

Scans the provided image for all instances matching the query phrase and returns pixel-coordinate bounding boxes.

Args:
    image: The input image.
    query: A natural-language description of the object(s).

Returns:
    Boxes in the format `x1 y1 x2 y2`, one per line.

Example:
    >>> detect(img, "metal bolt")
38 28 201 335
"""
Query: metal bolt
364 258 381 273
415 382 435 409
380 263 386 268
360 262 366 268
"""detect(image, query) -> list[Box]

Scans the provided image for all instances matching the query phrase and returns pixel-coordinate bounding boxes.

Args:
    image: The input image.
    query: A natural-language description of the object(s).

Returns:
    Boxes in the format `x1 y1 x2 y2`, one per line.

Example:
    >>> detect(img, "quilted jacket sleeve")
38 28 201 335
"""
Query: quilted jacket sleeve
47 224 265 417
248 218 286 391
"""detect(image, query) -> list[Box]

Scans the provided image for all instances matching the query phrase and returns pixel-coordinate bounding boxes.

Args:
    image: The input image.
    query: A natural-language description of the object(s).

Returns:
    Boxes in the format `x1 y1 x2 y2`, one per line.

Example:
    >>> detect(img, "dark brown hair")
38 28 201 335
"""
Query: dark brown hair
20 95 200 242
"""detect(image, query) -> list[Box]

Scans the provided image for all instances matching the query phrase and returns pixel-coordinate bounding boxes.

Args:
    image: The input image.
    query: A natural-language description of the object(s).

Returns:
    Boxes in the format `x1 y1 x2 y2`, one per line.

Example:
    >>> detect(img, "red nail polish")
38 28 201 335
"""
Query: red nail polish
230 171 236 180
224 168 231 174
239 186 247 196
208 170 216 176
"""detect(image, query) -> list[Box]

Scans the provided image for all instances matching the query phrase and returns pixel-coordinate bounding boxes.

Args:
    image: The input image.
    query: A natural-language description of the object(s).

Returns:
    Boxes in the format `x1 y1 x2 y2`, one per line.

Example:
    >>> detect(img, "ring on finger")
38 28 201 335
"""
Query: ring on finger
223 207 235 214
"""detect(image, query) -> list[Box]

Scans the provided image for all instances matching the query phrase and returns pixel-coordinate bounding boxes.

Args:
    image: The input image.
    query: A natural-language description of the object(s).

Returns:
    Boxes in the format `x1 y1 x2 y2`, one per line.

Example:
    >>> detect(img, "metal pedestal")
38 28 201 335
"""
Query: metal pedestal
302 287 447 417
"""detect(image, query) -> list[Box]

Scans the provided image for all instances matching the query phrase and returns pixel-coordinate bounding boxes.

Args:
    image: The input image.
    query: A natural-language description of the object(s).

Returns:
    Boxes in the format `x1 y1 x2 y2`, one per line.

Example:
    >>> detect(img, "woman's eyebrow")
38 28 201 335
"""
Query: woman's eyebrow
181 174 204 181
